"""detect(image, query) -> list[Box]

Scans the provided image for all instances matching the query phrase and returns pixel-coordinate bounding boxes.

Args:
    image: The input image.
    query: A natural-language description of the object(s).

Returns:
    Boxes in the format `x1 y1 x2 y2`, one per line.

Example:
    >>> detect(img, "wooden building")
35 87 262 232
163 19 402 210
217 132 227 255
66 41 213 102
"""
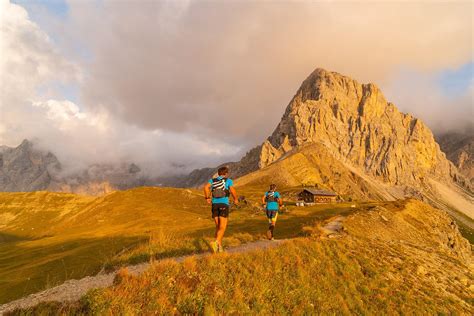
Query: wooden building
298 189 337 203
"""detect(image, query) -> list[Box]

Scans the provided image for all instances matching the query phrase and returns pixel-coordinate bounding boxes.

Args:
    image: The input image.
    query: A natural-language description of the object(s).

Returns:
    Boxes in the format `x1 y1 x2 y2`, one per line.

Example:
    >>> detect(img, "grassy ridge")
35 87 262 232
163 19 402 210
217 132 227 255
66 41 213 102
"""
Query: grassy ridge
4 197 472 314
17 236 471 315
0 187 366 304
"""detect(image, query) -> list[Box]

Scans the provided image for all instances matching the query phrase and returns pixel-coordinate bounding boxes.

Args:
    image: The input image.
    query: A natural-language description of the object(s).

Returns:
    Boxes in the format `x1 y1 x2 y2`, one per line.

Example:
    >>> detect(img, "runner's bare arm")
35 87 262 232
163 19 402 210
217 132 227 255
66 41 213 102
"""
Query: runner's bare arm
262 195 266 205
230 186 238 204
278 196 283 206
204 183 211 204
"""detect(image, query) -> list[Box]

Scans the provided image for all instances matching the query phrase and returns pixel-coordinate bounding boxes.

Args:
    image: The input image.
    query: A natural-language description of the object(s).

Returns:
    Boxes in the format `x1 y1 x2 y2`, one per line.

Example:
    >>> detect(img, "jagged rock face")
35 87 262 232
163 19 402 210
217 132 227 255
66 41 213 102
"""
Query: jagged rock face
182 68 470 193
0 140 152 195
437 130 473 184
254 68 466 189
53 163 149 195
0 140 60 191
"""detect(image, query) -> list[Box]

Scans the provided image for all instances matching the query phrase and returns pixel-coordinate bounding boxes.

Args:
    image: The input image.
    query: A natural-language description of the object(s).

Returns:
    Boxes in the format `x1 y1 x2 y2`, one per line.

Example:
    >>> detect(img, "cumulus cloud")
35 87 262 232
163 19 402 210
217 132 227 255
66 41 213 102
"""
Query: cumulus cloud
1 0 472 175
0 0 80 147
0 0 240 175
66 0 472 144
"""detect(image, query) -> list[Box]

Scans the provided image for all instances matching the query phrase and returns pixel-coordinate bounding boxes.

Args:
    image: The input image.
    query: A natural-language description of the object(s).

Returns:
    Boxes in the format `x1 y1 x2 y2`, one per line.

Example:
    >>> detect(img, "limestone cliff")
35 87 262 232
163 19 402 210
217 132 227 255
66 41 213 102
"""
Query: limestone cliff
190 68 473 221
251 68 468 190
184 69 471 195
437 129 473 185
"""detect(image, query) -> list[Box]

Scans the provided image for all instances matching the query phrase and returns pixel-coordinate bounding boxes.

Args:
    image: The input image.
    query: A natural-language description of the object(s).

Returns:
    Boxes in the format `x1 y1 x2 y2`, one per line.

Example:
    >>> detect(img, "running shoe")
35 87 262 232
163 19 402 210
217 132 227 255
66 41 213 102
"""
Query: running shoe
211 241 219 253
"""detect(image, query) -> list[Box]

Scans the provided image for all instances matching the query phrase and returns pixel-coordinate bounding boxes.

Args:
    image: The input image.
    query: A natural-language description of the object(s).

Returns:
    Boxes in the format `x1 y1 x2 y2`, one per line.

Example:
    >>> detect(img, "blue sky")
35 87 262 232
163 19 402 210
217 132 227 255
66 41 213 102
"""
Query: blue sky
13 0 69 18
438 62 473 97
12 0 69 20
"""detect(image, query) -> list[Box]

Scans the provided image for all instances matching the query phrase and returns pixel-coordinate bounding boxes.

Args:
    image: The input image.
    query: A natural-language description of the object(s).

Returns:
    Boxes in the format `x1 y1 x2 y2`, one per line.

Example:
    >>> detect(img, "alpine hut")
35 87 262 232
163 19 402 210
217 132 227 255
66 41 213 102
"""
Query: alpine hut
298 189 337 203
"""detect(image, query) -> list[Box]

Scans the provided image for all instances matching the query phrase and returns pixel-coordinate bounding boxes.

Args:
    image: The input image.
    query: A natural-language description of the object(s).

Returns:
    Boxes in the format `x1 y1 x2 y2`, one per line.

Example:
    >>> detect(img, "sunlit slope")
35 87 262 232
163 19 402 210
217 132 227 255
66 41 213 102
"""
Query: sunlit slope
28 200 472 315
47 187 211 236
235 143 397 201
0 187 366 304
0 188 211 304
0 191 95 239
0 188 210 238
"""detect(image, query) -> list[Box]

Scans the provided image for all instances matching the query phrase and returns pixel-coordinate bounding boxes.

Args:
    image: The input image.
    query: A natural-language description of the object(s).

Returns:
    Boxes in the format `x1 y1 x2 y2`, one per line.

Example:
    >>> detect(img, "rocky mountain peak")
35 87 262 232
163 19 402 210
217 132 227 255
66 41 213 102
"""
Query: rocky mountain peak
17 139 33 151
0 139 61 191
238 68 470 191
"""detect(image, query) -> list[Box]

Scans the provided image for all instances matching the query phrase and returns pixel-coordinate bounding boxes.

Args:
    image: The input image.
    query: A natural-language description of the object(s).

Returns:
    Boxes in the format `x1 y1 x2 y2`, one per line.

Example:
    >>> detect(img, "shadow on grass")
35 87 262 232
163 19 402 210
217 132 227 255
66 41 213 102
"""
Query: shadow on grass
0 235 144 305
0 232 34 243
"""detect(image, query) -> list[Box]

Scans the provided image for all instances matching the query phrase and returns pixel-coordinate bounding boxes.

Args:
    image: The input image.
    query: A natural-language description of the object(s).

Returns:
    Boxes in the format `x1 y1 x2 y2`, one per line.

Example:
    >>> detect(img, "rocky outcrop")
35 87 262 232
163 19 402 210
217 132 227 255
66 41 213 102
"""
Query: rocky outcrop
437 129 473 184
0 140 61 191
0 140 153 195
185 68 470 193
257 68 467 189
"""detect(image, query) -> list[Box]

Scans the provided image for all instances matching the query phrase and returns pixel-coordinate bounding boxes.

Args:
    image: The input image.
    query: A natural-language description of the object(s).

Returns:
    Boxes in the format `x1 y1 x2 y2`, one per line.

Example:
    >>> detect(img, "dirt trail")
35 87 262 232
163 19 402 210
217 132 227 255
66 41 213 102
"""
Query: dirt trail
0 239 286 314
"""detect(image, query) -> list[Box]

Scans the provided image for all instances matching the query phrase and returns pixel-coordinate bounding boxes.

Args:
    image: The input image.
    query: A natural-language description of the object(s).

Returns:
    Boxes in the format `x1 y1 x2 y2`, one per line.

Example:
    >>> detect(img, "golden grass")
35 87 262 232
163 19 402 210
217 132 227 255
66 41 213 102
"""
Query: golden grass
7 199 473 315
0 187 367 303
16 237 471 315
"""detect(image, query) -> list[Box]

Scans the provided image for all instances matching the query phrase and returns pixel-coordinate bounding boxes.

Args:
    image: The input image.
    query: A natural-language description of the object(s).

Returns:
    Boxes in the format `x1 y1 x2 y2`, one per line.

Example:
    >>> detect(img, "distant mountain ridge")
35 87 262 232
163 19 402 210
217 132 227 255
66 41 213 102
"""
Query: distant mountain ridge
0 140 61 192
437 129 474 185
0 140 154 195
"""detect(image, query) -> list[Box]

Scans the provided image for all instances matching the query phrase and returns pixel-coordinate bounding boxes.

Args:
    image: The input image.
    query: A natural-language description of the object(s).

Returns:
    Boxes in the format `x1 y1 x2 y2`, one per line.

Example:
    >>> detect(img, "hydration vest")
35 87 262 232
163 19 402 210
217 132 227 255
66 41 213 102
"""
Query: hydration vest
211 177 230 198
265 191 278 202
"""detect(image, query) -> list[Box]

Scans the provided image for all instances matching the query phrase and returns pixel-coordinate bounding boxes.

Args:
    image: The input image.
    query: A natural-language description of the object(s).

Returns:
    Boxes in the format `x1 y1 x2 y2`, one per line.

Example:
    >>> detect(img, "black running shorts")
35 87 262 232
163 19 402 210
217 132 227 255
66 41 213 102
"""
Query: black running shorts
212 203 229 218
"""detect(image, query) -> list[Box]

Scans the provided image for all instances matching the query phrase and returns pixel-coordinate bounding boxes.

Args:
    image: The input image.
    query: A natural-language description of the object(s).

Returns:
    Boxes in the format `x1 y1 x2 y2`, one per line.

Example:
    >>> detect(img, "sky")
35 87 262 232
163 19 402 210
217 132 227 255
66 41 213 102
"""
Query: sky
1 0 473 176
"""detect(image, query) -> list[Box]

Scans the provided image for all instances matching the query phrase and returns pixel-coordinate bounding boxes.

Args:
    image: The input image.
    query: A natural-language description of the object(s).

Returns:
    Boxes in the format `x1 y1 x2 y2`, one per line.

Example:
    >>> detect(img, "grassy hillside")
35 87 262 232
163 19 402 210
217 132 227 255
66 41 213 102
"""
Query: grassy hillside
0 187 370 304
236 143 474 236
235 144 398 201
15 200 472 315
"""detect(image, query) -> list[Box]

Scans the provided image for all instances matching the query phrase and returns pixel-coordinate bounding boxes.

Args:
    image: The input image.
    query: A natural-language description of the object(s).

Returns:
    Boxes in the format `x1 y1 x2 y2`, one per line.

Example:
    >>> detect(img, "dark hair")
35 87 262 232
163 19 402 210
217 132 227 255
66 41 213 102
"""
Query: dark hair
269 184 277 191
218 166 229 176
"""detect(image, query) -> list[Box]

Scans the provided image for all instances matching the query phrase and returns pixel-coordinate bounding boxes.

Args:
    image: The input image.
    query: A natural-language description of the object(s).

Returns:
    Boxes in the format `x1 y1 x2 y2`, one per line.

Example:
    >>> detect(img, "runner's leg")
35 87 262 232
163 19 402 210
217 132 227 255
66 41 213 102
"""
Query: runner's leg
269 212 278 239
213 216 219 240
216 216 228 247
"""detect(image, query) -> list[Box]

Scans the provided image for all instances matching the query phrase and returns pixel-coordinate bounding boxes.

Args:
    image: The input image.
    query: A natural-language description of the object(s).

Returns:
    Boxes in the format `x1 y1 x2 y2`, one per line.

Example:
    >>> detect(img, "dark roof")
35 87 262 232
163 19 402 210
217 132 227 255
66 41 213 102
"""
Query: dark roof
300 189 337 196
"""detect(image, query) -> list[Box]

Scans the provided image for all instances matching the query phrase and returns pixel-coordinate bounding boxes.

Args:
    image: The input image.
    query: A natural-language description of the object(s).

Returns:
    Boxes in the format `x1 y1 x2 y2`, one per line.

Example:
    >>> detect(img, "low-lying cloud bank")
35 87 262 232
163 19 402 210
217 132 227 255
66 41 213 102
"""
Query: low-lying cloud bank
1 0 472 175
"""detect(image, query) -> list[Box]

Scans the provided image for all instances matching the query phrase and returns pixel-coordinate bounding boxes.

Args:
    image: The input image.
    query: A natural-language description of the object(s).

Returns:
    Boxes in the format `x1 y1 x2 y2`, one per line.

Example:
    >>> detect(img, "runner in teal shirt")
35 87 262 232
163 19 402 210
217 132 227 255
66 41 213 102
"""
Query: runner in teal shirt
262 184 282 240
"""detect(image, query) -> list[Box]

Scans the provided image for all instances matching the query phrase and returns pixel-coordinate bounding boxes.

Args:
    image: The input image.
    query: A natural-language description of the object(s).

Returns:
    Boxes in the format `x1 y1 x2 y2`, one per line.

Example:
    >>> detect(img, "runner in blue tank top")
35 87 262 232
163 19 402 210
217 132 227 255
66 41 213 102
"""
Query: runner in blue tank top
203 166 238 253
262 184 283 240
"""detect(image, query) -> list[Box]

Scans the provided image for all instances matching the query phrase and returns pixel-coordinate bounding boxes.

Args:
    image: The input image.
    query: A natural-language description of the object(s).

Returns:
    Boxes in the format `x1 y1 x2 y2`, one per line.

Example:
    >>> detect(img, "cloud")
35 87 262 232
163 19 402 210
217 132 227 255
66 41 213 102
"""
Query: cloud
384 68 473 134
66 1 472 144
0 0 240 175
1 0 473 175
